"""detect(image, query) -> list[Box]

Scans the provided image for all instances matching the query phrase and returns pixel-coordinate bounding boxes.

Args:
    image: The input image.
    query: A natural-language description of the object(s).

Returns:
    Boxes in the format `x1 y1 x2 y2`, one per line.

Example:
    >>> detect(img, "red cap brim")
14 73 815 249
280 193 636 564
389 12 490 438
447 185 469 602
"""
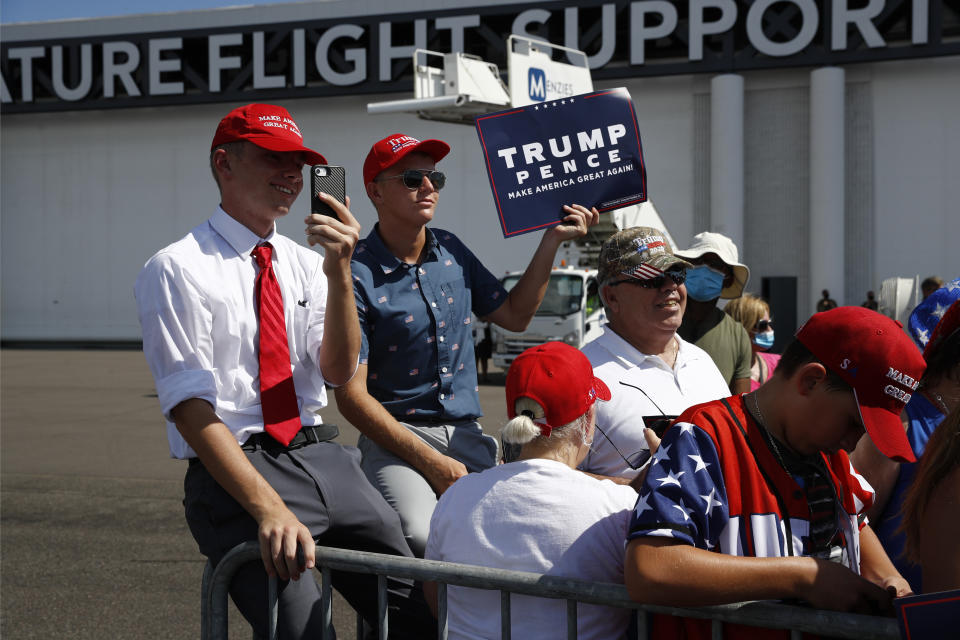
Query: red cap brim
246 134 327 166
857 396 916 463
408 139 450 164
593 377 612 402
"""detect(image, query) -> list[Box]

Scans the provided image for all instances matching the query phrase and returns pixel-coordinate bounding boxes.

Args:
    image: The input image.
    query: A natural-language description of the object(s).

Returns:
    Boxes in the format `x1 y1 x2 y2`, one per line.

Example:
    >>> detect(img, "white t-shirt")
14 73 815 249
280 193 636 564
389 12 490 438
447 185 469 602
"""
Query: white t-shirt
425 458 638 640
580 326 729 479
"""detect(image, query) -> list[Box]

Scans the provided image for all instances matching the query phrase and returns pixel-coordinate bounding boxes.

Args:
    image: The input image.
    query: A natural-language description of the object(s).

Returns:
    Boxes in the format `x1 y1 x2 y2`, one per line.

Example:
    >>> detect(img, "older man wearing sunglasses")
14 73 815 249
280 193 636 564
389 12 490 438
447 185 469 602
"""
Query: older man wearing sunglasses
334 133 598 555
579 227 730 483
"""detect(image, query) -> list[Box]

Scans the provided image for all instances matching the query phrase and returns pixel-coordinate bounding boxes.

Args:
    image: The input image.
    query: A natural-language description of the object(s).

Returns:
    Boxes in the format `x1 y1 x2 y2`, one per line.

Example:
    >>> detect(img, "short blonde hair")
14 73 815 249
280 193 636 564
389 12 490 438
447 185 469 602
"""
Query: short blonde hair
724 293 769 334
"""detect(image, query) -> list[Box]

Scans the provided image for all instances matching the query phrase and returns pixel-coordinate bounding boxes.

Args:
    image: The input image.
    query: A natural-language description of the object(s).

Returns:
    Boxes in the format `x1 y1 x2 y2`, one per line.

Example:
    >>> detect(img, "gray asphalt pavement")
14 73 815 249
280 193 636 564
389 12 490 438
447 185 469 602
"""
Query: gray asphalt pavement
0 348 508 639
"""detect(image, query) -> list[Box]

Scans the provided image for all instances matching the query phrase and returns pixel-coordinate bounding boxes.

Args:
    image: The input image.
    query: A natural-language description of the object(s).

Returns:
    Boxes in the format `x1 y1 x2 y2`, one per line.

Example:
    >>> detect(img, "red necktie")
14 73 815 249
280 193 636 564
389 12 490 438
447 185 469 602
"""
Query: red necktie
253 243 301 446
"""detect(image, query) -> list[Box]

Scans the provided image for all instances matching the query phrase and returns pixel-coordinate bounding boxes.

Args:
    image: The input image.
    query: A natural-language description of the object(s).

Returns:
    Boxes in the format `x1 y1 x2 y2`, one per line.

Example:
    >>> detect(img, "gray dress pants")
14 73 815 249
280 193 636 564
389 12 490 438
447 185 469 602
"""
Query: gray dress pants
358 420 499 557
184 440 434 639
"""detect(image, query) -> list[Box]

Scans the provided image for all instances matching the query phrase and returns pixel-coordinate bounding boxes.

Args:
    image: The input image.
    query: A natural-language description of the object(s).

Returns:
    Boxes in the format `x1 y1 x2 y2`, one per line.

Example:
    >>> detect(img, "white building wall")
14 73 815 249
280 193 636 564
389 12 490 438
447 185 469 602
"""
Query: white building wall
0 74 706 341
2 2 958 342
0 96 566 340
871 56 960 285
615 74 700 247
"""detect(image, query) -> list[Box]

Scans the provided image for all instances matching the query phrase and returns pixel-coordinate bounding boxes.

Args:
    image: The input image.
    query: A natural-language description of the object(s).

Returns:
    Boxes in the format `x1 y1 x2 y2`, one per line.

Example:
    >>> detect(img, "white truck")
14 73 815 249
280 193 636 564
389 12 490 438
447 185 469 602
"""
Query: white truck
492 264 605 370
490 202 677 370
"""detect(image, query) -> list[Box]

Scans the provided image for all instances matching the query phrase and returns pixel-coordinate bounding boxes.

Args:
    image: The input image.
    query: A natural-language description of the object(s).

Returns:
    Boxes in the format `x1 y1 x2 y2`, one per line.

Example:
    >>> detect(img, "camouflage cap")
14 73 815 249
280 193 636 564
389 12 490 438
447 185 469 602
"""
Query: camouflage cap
597 227 692 284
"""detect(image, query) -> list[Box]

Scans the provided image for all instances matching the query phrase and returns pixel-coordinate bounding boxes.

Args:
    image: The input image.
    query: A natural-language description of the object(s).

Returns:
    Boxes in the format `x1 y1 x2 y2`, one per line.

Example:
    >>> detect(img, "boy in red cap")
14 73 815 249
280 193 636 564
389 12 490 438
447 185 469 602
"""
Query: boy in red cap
137 105 431 637
624 306 924 639
333 133 599 556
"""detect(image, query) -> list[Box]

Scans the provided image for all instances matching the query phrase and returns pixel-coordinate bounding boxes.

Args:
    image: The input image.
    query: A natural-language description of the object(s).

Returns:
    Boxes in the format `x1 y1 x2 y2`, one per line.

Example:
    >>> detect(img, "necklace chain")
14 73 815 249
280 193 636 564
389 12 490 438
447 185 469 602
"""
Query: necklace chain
751 390 768 428
750 391 789 470
661 336 679 367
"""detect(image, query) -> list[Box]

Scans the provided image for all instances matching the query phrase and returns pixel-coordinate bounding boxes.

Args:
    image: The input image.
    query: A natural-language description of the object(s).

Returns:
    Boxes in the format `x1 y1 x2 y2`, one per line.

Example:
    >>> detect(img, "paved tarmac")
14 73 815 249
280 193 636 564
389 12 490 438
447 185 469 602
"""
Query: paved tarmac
0 348 509 639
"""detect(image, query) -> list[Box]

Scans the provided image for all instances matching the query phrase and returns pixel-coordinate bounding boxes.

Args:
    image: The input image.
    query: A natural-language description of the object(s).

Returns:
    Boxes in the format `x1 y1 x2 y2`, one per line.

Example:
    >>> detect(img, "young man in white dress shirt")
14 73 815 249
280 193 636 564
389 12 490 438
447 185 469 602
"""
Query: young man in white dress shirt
135 104 431 638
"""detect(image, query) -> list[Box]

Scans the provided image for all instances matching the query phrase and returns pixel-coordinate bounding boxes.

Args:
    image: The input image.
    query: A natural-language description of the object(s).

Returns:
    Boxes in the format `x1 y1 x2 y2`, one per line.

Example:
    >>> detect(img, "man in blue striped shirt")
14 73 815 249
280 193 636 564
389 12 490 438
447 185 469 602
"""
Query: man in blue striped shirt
334 132 597 555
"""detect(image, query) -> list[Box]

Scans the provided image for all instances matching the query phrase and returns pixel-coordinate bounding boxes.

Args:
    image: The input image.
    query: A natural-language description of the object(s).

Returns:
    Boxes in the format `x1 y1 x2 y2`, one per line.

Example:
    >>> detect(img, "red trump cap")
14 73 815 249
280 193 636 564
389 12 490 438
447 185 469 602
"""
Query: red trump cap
211 103 327 165
362 133 450 185
796 307 927 463
506 342 610 437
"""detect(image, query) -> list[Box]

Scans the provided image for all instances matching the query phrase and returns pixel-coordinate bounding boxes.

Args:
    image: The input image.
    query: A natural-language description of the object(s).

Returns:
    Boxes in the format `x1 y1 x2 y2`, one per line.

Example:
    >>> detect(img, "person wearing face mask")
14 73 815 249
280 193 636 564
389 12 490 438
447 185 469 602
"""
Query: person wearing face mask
674 232 753 394
423 342 640 640
579 227 730 482
724 293 782 390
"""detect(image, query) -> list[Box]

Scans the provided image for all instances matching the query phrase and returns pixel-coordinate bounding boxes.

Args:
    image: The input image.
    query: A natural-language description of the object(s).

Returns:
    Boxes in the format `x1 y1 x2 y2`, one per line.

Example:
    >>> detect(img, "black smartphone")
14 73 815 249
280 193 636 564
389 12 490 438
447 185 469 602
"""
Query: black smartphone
642 414 679 438
310 165 346 221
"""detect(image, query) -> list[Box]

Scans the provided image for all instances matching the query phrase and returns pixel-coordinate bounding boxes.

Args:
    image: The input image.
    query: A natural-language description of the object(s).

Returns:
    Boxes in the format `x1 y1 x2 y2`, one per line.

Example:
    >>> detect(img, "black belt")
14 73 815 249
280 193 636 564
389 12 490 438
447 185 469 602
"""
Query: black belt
397 415 478 424
241 423 340 453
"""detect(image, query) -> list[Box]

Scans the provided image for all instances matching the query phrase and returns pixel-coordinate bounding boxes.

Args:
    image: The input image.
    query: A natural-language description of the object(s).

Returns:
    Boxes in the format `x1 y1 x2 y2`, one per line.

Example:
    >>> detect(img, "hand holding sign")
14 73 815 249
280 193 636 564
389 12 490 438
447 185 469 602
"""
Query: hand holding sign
547 203 600 244
476 87 647 238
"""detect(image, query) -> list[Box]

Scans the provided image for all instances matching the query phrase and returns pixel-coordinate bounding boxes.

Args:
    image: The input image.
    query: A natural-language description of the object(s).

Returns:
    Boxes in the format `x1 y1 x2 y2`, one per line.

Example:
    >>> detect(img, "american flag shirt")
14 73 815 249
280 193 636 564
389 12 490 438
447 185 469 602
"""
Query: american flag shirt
628 395 876 639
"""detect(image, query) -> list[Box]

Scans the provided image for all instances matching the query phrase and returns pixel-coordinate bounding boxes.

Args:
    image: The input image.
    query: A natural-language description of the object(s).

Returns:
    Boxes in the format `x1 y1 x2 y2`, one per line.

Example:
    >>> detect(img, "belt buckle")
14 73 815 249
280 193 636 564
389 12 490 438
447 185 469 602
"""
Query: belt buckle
303 426 320 446
241 434 262 452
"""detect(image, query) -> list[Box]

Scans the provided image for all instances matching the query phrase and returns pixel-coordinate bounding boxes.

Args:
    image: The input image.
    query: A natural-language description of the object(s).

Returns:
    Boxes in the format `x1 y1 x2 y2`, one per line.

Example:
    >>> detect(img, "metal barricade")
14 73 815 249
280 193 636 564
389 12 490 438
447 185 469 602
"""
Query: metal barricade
201 542 901 640
200 542 277 640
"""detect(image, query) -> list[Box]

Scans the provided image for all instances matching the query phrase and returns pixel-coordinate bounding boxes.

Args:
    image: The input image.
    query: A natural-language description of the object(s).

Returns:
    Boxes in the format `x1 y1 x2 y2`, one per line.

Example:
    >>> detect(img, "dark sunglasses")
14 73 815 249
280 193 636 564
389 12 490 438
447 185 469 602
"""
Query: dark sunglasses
607 269 686 290
378 169 446 191
755 319 774 332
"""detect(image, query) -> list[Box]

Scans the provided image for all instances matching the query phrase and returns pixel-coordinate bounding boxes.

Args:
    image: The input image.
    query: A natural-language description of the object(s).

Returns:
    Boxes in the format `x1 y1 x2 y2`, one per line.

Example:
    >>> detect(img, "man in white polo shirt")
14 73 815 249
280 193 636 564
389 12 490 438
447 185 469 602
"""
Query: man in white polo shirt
580 227 730 481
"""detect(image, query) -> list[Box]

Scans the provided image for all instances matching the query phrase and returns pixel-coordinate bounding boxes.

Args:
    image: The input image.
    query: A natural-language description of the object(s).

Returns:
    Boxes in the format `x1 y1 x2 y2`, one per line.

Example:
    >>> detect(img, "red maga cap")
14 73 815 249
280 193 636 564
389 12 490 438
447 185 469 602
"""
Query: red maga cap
362 133 450 185
506 342 611 436
796 306 926 463
211 104 326 165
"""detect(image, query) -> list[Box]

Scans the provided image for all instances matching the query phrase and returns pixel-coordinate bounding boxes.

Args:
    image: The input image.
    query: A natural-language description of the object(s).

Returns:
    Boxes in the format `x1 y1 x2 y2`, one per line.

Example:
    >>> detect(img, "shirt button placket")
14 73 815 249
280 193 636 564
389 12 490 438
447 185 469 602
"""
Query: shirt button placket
421 268 451 403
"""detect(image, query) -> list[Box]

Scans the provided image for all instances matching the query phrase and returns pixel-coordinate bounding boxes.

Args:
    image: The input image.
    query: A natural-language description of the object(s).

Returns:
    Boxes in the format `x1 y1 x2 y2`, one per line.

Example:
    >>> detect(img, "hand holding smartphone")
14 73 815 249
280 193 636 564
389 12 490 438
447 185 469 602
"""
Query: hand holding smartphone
310 165 346 221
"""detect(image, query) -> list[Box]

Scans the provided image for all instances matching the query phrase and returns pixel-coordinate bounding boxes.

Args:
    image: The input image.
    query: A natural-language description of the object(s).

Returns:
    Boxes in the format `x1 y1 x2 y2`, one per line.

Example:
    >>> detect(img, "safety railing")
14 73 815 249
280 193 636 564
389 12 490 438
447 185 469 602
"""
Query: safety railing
201 542 900 640
201 542 279 640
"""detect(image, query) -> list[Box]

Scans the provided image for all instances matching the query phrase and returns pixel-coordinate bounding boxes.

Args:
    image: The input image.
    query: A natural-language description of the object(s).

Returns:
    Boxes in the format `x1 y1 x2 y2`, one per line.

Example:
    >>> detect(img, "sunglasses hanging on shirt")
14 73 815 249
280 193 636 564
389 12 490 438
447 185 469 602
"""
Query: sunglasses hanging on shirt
589 381 678 470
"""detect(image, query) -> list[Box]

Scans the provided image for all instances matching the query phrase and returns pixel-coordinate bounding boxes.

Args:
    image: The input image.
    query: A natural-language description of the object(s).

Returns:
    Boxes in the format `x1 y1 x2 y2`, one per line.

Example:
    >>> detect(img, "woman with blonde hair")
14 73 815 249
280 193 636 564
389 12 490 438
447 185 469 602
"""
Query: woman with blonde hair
424 341 642 639
723 293 780 390
900 405 960 592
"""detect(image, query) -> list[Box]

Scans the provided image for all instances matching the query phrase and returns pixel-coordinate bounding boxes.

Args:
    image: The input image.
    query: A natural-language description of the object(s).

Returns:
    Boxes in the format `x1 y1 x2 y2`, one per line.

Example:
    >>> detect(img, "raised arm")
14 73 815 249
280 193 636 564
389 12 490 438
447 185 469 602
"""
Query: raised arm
334 365 467 496
483 204 598 332
173 398 315 581
305 194 362 386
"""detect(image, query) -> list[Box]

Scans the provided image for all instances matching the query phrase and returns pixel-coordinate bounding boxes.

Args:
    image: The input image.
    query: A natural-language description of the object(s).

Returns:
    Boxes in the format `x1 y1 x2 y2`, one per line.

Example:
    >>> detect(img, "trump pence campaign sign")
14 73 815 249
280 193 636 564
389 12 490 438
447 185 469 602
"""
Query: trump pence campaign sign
475 87 647 238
